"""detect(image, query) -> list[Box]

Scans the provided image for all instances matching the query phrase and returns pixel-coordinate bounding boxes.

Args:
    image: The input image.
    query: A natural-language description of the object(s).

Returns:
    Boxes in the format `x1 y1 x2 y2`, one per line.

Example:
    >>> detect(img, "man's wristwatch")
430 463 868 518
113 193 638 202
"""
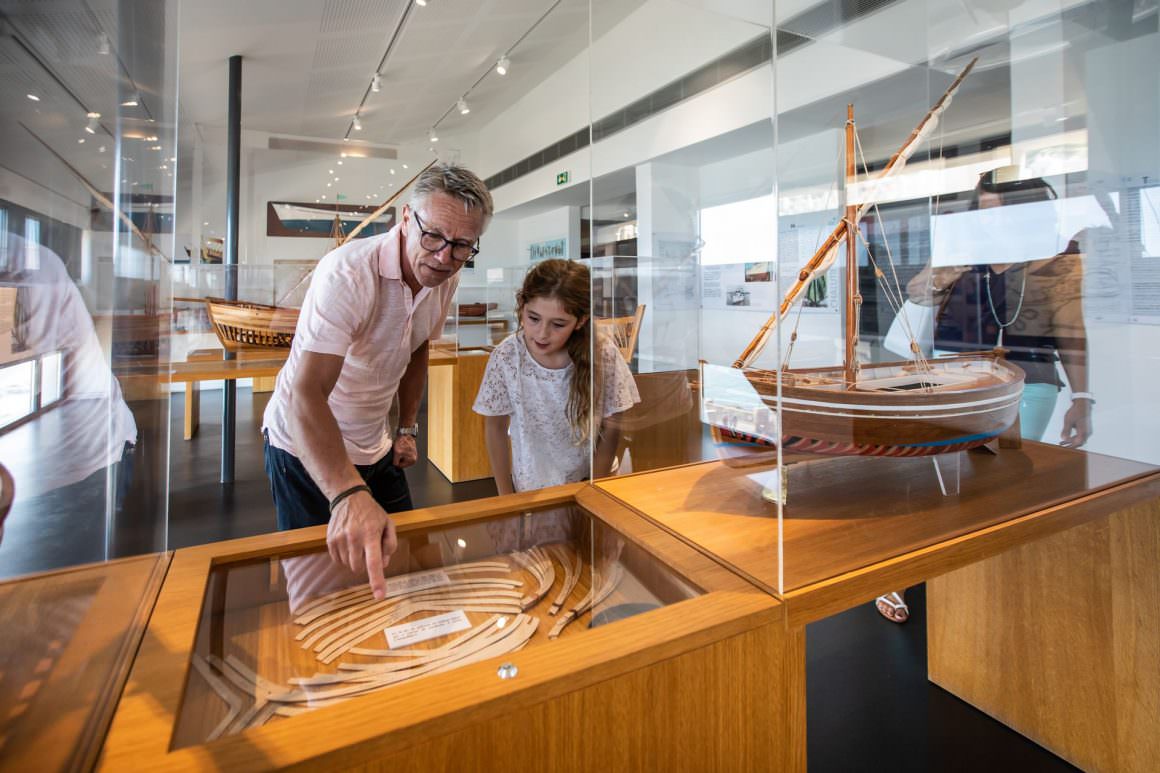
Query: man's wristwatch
396 423 420 437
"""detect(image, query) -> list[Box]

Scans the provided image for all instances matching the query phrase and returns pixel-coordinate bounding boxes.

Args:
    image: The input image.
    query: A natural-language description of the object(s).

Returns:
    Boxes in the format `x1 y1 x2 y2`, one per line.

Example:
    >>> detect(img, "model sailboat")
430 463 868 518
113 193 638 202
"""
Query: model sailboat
703 59 1024 460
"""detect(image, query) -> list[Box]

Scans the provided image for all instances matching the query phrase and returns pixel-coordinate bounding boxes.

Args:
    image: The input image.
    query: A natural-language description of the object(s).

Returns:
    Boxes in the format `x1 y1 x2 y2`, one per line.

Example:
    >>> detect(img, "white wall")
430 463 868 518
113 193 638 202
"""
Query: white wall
517 206 580 263
192 130 434 272
465 0 771 211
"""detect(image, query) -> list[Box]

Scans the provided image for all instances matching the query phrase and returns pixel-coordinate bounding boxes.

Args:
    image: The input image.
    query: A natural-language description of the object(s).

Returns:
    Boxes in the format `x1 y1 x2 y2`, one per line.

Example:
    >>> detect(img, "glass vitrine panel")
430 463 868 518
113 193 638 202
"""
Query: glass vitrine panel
171 502 699 747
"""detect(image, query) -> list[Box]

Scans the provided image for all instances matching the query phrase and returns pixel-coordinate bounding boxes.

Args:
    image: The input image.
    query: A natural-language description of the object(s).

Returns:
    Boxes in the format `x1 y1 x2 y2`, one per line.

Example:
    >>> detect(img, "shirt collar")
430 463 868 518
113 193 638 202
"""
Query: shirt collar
378 221 435 304
377 221 404 281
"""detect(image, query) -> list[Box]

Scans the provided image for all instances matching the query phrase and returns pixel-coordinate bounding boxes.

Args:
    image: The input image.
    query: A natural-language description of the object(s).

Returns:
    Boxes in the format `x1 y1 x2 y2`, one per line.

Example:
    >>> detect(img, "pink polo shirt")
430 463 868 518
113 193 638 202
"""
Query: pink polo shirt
262 224 457 465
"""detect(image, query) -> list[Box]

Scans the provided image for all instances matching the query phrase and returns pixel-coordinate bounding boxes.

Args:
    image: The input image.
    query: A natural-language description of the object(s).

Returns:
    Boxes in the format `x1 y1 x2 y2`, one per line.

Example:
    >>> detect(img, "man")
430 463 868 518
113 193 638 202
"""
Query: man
262 163 492 600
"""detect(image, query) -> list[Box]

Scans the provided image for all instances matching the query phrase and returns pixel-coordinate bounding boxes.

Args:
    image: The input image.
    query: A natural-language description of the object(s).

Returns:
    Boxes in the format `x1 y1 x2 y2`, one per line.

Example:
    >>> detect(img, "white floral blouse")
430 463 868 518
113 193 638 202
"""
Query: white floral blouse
472 331 640 492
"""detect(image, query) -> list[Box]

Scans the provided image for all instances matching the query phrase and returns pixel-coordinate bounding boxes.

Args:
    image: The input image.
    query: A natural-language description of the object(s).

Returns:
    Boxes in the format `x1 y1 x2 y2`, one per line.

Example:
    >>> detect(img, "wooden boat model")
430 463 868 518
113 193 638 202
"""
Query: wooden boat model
705 58 1024 461
204 297 298 351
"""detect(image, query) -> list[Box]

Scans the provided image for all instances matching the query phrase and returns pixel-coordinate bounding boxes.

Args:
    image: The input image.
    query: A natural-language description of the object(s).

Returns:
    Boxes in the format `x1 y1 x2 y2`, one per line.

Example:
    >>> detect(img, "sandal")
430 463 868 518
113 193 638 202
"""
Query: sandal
875 591 909 624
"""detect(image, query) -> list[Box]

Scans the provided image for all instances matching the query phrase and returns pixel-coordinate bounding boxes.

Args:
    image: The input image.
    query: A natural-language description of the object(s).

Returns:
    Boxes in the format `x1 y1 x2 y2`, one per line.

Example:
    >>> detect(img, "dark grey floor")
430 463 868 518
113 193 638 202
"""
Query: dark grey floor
1 387 1078 772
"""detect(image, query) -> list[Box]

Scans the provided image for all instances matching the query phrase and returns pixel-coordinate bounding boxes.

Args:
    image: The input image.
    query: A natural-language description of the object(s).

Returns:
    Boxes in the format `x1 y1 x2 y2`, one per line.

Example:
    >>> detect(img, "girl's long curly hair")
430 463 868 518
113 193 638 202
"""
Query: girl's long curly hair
516 259 596 442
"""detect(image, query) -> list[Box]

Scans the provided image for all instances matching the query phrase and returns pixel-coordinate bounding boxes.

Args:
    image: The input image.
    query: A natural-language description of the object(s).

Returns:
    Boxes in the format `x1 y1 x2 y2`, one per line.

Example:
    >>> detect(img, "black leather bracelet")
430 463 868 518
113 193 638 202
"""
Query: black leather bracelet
329 484 371 513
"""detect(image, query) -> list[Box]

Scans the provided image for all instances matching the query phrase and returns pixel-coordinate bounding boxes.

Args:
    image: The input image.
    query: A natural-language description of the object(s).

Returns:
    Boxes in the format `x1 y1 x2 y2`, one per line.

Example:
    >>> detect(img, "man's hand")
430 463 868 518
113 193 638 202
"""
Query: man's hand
1060 399 1092 448
392 433 418 468
930 265 969 293
326 491 398 600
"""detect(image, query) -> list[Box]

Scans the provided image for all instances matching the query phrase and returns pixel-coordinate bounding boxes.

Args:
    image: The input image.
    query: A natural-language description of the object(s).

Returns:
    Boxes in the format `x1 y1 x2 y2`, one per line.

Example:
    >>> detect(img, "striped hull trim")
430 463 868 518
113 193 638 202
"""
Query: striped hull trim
716 428 1000 458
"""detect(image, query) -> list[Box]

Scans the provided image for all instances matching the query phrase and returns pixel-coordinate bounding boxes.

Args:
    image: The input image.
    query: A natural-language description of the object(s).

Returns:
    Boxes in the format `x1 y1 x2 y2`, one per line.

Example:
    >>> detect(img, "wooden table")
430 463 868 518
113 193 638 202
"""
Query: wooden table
168 348 289 440
597 444 1160 771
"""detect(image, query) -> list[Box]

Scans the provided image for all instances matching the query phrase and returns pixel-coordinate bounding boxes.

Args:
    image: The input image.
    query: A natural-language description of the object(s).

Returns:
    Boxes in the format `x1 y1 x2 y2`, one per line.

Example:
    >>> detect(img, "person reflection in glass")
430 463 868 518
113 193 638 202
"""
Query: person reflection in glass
908 169 1092 445
877 168 1093 624
0 232 136 576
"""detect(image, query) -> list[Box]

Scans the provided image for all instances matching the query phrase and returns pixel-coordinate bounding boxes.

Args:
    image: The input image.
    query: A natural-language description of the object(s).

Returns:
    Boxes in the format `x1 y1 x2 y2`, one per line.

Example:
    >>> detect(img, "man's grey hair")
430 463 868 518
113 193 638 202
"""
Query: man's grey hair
410 163 494 222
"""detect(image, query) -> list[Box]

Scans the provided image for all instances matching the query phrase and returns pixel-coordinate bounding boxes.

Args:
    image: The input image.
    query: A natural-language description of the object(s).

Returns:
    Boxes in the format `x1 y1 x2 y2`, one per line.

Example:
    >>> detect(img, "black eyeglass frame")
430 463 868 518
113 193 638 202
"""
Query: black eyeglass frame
412 211 480 263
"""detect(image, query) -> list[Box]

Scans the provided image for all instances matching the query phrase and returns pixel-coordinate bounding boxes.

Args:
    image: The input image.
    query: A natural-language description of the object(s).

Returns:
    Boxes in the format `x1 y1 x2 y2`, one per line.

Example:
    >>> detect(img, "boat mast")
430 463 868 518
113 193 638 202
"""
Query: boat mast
843 104 859 387
731 57 977 372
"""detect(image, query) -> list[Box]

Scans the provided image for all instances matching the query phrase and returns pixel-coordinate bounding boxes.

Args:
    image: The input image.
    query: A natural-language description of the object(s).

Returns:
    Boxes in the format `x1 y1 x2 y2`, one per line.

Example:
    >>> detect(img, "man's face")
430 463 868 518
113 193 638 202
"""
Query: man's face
400 191 486 289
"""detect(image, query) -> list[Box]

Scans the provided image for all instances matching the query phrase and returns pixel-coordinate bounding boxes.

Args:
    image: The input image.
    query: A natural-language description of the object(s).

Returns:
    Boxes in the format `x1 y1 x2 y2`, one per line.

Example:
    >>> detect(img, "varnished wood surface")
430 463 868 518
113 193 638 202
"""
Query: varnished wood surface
98 487 783 771
928 497 1160 772
0 553 170 773
350 622 798 773
597 444 1159 605
165 356 288 383
428 347 457 367
178 348 287 439
426 350 491 483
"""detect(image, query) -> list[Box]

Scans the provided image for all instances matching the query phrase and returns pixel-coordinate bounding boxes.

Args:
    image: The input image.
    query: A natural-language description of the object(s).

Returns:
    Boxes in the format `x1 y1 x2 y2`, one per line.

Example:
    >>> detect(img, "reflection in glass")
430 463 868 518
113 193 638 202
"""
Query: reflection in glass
0 236 137 575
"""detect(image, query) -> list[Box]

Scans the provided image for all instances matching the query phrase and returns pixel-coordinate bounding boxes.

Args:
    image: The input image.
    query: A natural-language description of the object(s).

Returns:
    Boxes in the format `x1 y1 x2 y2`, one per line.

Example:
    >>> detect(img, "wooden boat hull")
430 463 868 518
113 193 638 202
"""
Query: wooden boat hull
204 297 299 351
702 354 1024 463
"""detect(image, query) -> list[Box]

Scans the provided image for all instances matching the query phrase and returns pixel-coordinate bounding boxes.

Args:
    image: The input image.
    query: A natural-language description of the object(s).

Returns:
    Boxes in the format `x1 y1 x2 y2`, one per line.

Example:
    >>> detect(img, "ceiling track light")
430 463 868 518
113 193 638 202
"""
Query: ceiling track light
428 128 439 143
371 73 382 93
457 97 469 115
97 32 110 55
121 91 140 107
85 111 100 134
415 0 428 6
352 114 363 131
496 55 510 76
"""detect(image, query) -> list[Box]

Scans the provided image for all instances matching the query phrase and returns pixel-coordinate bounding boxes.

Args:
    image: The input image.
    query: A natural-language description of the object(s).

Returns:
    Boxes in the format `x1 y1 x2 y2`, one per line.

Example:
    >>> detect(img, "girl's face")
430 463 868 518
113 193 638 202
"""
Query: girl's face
521 296 587 358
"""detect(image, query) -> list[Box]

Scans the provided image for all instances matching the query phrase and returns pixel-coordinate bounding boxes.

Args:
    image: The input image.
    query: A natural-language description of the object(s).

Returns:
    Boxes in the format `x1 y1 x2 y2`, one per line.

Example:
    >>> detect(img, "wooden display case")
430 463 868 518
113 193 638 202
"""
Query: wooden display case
0 553 169 773
597 443 1160 770
426 348 491 483
99 485 795 771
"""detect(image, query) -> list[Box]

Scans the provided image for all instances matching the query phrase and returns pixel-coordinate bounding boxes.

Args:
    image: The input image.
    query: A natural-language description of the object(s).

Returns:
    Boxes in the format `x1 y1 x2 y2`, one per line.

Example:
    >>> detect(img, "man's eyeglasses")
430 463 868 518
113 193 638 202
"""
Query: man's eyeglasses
413 212 480 263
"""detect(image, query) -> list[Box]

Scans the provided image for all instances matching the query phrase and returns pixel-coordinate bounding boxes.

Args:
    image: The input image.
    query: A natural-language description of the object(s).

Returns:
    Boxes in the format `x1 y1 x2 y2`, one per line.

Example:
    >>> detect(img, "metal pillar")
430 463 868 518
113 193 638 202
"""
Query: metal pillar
222 54 241 482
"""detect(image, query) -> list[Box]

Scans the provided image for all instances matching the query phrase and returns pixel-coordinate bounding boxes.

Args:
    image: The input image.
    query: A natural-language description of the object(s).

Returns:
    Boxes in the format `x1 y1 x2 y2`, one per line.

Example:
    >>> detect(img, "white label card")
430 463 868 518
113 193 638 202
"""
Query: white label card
385 610 471 649
384 569 451 598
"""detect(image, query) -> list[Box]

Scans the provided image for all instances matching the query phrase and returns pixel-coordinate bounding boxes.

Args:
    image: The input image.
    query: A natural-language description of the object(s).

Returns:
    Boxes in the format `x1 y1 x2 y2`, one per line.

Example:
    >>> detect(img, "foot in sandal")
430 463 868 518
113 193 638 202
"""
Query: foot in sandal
875 591 909 624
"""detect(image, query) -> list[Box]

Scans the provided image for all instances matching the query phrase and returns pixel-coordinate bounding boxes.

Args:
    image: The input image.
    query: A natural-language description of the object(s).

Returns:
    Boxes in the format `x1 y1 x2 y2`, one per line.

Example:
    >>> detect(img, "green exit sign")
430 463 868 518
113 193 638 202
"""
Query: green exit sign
336 193 347 201
556 170 570 186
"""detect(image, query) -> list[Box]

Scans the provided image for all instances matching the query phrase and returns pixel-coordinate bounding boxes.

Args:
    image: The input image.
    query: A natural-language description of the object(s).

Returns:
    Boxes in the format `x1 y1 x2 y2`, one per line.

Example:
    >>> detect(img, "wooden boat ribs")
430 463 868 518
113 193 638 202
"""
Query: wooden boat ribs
187 542 649 742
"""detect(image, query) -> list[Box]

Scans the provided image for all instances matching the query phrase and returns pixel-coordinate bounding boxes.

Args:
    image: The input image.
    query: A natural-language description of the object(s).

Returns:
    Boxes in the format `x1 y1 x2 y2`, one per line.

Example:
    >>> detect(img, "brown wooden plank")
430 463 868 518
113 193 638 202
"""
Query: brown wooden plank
597 443 1158 597
346 622 797 773
928 497 1160 772
426 350 491 482
0 553 170 773
164 358 288 383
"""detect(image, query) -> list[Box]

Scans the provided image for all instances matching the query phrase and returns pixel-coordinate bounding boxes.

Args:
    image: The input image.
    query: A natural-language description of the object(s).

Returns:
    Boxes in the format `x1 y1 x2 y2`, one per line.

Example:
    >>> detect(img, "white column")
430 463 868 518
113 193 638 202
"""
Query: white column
634 161 701 373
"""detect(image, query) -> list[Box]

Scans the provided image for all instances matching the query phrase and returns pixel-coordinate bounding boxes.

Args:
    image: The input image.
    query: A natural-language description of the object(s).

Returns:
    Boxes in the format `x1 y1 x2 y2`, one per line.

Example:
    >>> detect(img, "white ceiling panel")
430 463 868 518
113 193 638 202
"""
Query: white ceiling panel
311 32 385 71
320 0 407 33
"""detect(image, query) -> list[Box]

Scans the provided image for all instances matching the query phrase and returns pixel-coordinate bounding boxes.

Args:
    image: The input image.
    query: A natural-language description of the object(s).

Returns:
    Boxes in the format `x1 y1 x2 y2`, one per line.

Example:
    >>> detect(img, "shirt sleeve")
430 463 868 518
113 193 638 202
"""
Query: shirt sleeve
600 336 641 417
472 341 515 416
296 254 370 357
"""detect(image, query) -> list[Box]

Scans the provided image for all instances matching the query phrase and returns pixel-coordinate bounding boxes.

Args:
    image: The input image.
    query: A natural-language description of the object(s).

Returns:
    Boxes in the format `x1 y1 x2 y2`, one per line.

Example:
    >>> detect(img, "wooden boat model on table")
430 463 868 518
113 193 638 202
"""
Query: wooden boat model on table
704 58 1024 462
204 297 298 351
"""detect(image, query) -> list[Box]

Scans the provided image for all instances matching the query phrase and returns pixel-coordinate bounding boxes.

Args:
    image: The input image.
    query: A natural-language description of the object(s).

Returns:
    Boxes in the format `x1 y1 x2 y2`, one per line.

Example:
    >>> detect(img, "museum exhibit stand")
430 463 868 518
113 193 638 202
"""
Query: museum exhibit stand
598 442 1160 772
0 439 1154 771
28 485 791 771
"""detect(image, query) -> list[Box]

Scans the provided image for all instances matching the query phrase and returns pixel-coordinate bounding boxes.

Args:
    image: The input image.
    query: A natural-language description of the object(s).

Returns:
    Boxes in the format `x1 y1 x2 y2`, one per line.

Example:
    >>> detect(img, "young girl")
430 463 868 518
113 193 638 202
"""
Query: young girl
473 259 640 495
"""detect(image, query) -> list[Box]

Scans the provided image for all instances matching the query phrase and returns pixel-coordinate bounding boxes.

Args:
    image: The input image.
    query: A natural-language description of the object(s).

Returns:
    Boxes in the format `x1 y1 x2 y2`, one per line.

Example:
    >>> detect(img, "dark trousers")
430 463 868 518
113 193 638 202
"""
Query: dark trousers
263 433 413 531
